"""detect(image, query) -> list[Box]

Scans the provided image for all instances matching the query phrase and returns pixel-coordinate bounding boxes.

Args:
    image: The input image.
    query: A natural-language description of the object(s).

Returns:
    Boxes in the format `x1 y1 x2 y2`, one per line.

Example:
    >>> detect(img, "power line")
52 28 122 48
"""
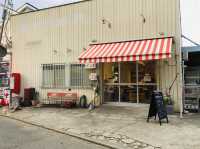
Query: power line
182 35 200 46
0 4 18 14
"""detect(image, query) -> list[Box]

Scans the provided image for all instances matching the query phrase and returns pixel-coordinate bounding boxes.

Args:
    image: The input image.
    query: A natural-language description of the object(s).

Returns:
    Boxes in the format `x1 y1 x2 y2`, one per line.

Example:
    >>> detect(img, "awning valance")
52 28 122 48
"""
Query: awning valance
79 37 173 63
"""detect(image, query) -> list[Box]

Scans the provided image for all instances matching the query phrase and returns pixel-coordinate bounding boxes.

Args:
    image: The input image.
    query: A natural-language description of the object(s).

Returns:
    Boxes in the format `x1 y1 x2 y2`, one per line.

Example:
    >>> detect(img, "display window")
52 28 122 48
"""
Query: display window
103 61 157 103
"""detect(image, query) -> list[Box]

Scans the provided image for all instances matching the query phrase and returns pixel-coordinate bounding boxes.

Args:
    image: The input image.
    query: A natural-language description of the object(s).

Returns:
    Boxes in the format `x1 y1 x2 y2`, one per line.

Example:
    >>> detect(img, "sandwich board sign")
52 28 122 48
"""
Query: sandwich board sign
147 91 168 125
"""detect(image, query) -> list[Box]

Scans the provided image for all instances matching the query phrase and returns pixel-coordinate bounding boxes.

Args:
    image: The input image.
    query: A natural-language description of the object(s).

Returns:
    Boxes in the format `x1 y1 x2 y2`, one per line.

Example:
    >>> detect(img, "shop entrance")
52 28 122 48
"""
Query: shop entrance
78 38 173 105
103 61 157 104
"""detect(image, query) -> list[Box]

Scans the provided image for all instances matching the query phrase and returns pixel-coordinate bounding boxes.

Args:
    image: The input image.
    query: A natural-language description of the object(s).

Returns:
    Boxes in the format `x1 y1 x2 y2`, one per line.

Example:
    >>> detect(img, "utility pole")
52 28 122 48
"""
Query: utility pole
8 0 13 9
0 0 8 58
0 0 12 108
0 0 8 43
0 0 13 42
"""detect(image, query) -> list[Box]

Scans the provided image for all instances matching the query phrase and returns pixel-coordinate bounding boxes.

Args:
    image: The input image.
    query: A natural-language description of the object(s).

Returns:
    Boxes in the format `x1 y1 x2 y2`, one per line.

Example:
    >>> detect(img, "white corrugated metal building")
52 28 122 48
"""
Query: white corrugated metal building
10 0 182 111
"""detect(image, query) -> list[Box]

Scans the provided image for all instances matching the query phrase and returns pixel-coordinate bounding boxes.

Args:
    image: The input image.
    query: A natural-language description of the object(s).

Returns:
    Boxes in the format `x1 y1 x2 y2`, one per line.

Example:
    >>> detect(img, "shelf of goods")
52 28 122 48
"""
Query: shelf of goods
184 67 200 111
0 62 10 106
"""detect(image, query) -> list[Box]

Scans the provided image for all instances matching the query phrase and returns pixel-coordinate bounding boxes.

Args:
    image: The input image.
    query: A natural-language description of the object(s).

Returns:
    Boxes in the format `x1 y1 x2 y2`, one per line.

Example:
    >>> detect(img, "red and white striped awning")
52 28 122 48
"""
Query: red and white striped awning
79 37 173 63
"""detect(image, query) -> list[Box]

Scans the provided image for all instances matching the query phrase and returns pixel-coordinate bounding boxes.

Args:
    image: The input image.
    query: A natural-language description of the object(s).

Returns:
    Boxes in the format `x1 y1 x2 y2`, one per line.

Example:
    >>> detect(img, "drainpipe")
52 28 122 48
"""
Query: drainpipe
178 0 183 118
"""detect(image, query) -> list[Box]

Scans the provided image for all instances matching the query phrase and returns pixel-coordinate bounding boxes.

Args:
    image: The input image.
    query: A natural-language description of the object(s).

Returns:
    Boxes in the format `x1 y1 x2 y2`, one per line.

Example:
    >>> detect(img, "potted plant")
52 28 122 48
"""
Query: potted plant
31 91 39 107
163 93 174 114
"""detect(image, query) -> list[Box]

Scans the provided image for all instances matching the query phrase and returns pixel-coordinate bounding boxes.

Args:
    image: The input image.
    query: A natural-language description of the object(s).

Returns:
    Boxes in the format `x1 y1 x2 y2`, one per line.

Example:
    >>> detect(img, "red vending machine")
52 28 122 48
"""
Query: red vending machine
11 73 21 94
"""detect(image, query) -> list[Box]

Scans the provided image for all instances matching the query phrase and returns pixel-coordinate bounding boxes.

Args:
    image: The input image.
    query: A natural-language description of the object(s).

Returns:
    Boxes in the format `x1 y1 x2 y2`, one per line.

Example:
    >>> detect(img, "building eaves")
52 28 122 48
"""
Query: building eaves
16 3 38 13
12 0 92 17
182 46 200 53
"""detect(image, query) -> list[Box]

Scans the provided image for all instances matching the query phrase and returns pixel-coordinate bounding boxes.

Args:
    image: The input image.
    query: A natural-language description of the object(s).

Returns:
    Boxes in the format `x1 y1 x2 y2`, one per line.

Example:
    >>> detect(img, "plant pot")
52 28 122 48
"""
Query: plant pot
31 100 39 106
166 105 174 115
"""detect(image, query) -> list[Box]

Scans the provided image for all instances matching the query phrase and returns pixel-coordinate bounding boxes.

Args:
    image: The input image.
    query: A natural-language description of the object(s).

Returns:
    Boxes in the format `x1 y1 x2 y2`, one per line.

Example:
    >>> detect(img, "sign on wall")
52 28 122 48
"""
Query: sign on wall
85 63 96 69
89 73 97 81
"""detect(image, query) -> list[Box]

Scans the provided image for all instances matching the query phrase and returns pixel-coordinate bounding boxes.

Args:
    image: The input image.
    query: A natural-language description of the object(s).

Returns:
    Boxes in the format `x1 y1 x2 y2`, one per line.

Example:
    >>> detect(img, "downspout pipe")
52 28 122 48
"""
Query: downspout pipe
178 0 183 118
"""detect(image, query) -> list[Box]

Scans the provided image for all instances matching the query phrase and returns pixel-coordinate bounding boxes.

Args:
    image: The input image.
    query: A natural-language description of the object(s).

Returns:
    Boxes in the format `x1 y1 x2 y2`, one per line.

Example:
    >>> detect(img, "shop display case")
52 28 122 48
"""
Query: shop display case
184 67 200 111
0 62 10 105
0 62 9 87
103 62 157 103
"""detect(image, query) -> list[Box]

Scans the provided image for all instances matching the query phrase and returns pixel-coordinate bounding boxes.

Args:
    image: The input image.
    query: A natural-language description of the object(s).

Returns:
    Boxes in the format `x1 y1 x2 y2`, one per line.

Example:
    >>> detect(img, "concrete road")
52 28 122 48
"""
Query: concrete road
0 117 108 149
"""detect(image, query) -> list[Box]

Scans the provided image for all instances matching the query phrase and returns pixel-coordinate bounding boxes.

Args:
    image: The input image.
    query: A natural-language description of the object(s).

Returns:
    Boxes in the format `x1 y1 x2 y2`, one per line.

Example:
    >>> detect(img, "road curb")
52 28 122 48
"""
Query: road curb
0 114 128 149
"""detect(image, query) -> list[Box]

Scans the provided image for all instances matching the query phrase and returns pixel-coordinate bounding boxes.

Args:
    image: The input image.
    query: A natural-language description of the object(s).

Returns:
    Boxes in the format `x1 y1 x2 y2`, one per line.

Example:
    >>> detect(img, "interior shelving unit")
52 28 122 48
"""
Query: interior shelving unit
0 62 10 100
184 67 200 111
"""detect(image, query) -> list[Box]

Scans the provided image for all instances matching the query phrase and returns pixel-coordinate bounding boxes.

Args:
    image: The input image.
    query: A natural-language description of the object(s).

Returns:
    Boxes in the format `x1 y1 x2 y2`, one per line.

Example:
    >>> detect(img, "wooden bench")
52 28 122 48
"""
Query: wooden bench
44 92 78 107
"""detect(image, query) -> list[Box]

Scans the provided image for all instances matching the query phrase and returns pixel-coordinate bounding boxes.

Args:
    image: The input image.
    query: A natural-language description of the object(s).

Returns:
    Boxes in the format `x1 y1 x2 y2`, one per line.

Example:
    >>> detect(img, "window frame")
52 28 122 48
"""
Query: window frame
41 63 66 89
70 63 93 88
41 63 93 89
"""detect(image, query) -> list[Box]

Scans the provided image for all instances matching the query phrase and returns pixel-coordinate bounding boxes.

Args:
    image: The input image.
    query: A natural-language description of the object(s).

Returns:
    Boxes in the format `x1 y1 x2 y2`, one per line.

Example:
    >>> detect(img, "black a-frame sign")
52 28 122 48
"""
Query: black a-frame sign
147 91 169 125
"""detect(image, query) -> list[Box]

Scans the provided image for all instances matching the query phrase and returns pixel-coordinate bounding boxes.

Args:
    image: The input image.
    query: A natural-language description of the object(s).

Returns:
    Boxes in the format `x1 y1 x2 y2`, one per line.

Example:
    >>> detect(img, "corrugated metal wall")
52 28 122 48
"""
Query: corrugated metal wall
10 0 182 110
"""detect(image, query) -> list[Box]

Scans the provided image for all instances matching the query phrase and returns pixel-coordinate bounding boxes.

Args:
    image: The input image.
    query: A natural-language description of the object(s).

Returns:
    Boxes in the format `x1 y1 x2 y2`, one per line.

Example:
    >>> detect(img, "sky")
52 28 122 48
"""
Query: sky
0 0 199 46
180 0 200 46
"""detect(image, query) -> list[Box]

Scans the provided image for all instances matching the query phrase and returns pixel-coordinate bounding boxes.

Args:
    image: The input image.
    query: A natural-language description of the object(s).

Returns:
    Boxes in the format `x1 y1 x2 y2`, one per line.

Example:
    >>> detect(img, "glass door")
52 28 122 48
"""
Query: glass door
120 62 137 103
103 63 119 102
137 61 157 104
